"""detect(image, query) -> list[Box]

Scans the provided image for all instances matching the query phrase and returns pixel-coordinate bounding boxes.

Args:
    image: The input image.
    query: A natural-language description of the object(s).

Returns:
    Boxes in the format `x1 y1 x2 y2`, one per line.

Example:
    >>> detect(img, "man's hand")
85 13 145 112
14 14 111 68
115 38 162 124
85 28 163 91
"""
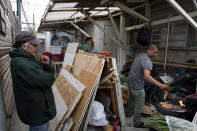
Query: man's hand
40 55 50 64
159 83 170 91
144 69 171 91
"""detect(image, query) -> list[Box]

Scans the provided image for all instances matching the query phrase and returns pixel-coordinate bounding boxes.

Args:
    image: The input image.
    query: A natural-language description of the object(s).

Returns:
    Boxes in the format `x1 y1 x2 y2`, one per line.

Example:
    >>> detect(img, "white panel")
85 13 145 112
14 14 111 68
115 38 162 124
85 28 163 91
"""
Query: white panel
62 43 79 68
52 3 78 10
93 21 104 52
104 20 118 58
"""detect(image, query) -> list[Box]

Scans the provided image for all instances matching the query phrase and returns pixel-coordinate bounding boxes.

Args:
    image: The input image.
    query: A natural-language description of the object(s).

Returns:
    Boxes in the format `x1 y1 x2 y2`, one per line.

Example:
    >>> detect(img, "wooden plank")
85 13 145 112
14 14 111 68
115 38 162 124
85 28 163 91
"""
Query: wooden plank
128 57 197 70
98 85 114 89
71 70 98 131
64 65 72 72
79 60 105 131
100 69 115 84
50 85 68 131
112 58 126 126
72 54 100 78
62 43 78 68
71 59 105 131
111 87 119 115
78 51 98 57
126 11 197 31
62 118 73 131
50 69 86 131
114 1 149 22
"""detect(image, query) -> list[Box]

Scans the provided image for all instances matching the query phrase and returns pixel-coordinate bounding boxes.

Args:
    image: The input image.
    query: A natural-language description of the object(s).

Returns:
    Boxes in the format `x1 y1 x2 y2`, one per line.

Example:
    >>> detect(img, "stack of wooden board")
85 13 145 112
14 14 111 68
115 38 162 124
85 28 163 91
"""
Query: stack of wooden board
49 44 105 131
49 43 126 130
71 52 105 131
49 43 86 131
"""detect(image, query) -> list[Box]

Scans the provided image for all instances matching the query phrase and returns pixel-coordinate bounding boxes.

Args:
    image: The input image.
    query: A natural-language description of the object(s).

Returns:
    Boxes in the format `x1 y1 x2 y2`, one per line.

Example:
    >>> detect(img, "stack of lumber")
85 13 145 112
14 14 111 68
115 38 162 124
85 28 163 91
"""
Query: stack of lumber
49 44 105 131
49 43 126 131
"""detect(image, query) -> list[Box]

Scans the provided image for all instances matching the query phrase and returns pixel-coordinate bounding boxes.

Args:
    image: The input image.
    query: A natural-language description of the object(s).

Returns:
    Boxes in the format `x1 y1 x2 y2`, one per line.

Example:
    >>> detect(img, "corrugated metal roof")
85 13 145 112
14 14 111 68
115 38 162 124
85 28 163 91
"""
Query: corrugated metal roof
39 0 147 31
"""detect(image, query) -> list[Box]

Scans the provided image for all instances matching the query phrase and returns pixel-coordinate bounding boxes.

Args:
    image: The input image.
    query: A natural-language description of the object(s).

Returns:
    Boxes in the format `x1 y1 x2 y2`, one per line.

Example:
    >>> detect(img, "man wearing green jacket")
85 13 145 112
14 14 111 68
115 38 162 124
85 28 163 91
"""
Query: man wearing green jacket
9 31 56 131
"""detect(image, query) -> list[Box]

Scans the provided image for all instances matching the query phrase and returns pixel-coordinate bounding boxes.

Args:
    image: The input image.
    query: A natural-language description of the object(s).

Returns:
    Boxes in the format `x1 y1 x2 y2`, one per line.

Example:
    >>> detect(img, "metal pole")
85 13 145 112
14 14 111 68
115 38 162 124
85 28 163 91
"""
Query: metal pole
17 0 21 31
166 0 197 30
164 17 170 71
192 0 197 10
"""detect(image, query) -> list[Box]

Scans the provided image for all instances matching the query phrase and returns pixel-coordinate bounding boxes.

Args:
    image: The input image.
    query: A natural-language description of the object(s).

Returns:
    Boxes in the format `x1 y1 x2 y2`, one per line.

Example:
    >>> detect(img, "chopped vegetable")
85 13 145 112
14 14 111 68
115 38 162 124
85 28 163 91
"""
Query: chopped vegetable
145 115 169 131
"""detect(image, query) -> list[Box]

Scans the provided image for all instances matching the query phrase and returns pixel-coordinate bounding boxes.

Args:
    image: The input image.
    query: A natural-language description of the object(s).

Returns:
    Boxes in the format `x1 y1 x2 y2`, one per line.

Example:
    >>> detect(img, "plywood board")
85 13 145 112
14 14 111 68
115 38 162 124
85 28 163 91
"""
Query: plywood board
77 50 98 57
76 60 105 131
72 54 100 78
59 69 86 92
62 118 73 131
71 59 105 131
50 68 86 131
111 87 119 116
80 69 103 131
71 71 97 131
49 85 68 131
62 43 79 68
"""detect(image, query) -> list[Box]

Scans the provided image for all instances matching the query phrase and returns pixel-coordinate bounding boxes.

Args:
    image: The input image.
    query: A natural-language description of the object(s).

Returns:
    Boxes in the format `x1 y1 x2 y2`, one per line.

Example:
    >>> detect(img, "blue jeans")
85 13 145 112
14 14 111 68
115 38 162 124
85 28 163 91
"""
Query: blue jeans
30 123 49 131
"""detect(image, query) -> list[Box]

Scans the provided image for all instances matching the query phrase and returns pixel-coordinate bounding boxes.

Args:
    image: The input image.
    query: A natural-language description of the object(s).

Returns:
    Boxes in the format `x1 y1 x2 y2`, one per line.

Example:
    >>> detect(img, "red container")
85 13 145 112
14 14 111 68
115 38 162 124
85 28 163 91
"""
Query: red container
52 54 64 62
100 51 112 56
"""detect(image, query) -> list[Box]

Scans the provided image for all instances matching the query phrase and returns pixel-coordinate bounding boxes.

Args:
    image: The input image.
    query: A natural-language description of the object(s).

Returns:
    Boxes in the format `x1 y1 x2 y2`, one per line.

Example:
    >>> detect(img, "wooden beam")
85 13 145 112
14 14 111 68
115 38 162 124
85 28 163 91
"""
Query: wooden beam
48 9 110 12
42 1 54 20
53 0 100 3
70 22 90 37
114 1 149 22
53 0 146 3
111 3 146 17
108 10 121 41
166 0 197 30
130 46 197 51
126 11 197 31
83 12 125 49
128 57 197 70
70 11 79 19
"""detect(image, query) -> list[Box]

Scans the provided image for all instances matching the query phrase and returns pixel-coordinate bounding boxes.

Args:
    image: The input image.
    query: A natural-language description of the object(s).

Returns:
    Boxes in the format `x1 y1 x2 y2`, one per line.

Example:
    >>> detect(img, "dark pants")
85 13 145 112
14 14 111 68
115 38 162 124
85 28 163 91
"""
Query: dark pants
127 88 145 125
30 123 49 131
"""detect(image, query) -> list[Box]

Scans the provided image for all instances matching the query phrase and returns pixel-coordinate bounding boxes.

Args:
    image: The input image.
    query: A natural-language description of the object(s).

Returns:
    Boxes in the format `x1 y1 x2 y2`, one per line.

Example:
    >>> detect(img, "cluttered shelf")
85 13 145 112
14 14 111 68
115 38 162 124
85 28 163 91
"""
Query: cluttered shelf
128 57 197 70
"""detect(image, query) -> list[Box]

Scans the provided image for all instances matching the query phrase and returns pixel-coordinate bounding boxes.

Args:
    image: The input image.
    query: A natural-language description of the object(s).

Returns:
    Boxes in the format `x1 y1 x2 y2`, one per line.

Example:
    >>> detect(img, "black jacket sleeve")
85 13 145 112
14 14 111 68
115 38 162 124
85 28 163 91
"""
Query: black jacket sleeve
13 59 55 89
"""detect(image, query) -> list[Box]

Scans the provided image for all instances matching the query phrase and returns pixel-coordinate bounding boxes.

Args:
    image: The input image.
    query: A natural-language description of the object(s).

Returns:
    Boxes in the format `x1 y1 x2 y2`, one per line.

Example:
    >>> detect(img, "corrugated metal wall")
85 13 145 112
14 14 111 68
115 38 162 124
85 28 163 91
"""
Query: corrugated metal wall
0 0 16 130
127 0 197 65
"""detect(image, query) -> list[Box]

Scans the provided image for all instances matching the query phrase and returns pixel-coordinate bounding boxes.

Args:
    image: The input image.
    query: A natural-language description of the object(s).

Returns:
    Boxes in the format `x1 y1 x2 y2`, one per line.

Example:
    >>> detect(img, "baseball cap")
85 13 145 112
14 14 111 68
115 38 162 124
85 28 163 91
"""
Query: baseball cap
14 31 43 47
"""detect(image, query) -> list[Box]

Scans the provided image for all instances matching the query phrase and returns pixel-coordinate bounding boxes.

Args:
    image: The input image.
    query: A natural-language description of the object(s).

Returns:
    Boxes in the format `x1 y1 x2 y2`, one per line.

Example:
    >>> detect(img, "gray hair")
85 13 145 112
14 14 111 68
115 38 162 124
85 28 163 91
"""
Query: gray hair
23 42 30 47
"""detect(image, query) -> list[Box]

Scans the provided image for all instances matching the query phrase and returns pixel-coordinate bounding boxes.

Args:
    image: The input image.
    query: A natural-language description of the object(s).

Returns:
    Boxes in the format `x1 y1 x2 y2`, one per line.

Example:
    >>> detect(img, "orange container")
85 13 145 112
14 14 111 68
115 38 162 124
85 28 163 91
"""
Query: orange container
100 51 112 56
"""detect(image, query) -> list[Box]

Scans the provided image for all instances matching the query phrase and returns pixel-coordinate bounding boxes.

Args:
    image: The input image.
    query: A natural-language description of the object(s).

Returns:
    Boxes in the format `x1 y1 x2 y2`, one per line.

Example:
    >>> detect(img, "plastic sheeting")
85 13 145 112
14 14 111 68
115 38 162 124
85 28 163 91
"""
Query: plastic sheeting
88 101 108 126
166 116 197 131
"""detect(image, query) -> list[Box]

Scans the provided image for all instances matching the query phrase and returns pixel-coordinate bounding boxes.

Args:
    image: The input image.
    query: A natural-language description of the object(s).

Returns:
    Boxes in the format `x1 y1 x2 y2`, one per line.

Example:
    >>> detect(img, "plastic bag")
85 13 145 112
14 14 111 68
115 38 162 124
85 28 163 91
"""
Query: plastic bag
88 101 108 126
166 116 197 131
